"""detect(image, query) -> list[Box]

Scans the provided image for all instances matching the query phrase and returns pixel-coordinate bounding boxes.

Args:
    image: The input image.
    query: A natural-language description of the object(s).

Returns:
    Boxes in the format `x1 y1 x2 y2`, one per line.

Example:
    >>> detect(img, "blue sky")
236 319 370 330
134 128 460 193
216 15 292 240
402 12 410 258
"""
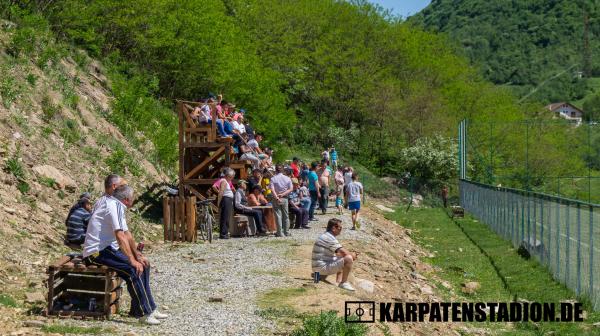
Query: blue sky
370 0 431 17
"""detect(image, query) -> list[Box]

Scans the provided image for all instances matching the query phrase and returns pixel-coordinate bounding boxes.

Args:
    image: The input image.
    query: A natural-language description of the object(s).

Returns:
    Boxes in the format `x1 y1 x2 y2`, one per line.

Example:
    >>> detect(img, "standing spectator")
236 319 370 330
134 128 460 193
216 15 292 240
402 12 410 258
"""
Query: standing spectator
330 147 338 170
441 185 449 208
270 164 294 237
307 162 320 221
289 178 310 229
299 163 310 183
322 148 330 162
318 161 331 214
290 157 300 178
217 168 236 239
343 167 354 208
65 195 92 245
345 173 364 230
234 180 266 235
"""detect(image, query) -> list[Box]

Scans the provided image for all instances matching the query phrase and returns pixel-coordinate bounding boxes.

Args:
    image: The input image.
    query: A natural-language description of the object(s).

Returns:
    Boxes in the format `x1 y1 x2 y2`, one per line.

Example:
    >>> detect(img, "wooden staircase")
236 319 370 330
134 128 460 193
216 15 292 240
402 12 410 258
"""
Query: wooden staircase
176 101 253 207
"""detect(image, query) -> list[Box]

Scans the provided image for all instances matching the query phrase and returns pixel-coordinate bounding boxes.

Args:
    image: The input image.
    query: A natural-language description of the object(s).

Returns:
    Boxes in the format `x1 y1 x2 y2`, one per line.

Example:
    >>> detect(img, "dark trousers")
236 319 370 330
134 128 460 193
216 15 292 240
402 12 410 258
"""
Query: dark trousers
309 190 318 219
237 208 266 233
87 247 156 317
219 197 233 237
290 206 308 228
319 186 329 213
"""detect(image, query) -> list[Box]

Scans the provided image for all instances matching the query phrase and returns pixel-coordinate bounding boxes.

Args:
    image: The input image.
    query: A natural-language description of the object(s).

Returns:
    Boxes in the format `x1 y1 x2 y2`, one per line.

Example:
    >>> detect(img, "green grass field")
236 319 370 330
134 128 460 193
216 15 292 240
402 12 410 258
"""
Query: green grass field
387 207 600 335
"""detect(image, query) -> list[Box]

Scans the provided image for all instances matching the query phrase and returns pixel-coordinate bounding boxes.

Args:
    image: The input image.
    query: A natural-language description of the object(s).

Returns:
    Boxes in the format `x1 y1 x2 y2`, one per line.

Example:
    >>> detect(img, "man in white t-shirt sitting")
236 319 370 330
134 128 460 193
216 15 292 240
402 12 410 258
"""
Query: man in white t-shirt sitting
311 218 358 291
83 185 168 325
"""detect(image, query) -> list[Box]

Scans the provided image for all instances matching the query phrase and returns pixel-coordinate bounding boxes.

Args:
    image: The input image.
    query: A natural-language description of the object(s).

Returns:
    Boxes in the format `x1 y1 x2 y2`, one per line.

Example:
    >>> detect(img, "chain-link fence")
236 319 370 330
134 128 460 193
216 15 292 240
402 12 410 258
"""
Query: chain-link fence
460 179 600 309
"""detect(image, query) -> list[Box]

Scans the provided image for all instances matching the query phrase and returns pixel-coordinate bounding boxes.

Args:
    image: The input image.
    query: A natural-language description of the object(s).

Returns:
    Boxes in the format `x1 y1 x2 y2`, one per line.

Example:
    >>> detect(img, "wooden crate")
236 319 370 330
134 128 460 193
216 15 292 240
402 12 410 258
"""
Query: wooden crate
45 255 122 320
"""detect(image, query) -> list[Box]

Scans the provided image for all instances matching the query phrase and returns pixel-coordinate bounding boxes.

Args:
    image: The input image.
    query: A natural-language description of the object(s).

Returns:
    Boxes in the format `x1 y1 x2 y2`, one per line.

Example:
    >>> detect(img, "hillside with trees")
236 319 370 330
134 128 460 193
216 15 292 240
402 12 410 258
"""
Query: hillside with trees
27 0 524 176
411 0 600 106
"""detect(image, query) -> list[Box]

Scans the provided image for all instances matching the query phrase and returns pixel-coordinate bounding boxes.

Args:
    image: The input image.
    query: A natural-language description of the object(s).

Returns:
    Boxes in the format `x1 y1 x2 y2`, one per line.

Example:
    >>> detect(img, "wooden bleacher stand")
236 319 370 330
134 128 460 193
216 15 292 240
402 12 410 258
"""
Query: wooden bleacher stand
162 100 254 242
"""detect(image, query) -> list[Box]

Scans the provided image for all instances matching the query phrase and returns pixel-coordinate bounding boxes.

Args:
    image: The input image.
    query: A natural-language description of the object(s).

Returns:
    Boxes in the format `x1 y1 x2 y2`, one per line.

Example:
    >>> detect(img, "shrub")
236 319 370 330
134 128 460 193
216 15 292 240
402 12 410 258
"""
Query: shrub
39 176 57 188
397 136 459 190
0 73 19 107
59 119 81 146
5 157 25 180
291 311 367 336
26 73 37 86
41 96 60 122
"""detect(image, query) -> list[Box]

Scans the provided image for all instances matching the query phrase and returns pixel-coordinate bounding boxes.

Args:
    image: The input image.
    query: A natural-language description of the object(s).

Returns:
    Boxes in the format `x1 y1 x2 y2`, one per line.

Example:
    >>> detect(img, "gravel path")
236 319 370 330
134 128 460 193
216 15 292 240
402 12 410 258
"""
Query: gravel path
62 210 373 335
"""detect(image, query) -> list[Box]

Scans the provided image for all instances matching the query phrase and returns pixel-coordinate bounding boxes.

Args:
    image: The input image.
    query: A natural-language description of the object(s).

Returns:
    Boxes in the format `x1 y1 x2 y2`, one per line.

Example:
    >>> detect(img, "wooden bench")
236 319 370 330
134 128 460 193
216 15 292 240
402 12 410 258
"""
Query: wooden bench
45 255 122 320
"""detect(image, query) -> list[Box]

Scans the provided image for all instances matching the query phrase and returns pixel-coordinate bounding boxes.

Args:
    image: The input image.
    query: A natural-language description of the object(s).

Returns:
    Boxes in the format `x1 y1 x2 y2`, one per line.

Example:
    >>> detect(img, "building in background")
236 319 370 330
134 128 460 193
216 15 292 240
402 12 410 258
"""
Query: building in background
546 102 583 126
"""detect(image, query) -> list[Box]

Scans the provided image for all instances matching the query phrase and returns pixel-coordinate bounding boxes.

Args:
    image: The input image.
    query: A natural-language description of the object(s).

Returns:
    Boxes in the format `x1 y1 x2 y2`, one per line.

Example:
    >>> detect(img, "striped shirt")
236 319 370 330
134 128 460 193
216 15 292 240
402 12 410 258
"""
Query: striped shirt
312 232 342 270
66 207 91 242
83 195 128 257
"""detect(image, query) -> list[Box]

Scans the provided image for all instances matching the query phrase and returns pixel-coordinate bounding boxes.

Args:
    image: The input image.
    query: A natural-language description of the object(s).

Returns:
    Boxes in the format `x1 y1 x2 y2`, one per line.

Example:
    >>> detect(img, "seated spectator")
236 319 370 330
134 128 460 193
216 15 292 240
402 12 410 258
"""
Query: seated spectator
231 113 246 135
261 168 273 200
299 180 311 211
289 178 310 229
248 169 262 191
83 185 169 325
234 180 266 235
247 185 269 206
65 194 92 245
194 98 229 137
312 218 357 291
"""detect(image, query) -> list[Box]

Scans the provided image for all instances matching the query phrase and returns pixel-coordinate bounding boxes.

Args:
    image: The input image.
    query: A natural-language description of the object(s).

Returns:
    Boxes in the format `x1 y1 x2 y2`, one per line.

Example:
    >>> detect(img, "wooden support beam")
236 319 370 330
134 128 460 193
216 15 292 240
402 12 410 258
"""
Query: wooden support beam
184 142 229 149
184 146 226 180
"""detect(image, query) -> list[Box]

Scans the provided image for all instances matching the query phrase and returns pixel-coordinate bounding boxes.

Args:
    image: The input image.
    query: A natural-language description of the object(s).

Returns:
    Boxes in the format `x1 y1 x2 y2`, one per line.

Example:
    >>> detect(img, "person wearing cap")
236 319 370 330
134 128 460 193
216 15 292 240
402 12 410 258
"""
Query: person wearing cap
231 113 246 135
289 178 310 229
234 180 266 235
270 164 294 237
65 195 92 245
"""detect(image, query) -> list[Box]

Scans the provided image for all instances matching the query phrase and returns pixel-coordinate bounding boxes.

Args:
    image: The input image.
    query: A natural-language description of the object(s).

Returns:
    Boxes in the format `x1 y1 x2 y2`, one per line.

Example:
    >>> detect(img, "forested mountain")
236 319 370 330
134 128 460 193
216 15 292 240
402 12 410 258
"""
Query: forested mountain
412 0 600 105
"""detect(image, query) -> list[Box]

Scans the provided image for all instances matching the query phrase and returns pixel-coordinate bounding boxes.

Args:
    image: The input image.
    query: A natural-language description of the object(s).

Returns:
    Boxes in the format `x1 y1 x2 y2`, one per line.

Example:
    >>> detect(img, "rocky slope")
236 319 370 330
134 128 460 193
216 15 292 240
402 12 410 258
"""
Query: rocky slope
0 23 169 326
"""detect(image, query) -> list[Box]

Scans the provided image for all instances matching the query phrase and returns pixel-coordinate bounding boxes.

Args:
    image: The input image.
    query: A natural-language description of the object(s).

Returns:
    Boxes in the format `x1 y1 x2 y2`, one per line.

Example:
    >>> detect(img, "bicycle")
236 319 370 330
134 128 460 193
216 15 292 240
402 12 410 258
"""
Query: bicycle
196 198 216 243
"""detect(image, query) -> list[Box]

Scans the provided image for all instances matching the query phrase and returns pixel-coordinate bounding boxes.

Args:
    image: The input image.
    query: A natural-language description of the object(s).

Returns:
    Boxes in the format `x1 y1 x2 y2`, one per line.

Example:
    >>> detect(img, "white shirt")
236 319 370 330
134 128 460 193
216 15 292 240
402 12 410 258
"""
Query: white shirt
346 181 363 203
343 172 353 186
199 104 211 123
231 120 246 134
312 232 342 270
83 195 128 257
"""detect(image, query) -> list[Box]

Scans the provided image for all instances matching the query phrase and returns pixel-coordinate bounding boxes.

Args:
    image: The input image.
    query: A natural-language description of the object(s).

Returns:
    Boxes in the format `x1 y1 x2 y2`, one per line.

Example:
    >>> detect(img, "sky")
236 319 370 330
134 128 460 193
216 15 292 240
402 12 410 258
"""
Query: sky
370 0 431 18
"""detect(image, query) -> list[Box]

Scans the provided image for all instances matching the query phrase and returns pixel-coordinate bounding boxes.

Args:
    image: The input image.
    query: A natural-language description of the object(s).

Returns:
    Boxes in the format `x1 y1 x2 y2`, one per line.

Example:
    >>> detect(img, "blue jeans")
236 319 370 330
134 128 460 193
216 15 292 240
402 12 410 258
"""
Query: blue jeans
87 247 156 317
309 190 318 220
203 119 228 137
300 197 311 211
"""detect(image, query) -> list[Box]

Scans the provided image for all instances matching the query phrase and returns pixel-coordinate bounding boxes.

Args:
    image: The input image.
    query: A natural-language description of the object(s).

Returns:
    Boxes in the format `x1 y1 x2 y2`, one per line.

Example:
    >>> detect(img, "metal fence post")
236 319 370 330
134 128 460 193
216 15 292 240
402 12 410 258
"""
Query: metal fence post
576 203 582 296
556 200 561 278
566 203 571 285
541 196 545 265
590 206 594 299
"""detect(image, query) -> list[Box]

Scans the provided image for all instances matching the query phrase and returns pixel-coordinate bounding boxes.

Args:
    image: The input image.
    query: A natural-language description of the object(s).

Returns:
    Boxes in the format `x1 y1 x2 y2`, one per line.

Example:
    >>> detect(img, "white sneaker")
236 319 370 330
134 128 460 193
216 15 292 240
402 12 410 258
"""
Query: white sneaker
140 314 161 325
338 282 356 291
152 309 169 319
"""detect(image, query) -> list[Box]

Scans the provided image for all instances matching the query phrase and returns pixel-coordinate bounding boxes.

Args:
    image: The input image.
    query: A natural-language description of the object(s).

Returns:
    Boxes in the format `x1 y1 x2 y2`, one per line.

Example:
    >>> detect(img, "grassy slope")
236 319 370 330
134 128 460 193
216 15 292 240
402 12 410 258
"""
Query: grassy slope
387 207 600 335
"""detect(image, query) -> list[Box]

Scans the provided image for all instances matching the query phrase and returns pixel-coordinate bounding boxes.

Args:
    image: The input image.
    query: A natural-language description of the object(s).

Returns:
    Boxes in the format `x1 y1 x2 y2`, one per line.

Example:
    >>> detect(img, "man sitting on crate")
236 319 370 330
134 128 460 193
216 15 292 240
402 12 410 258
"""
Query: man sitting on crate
83 184 168 325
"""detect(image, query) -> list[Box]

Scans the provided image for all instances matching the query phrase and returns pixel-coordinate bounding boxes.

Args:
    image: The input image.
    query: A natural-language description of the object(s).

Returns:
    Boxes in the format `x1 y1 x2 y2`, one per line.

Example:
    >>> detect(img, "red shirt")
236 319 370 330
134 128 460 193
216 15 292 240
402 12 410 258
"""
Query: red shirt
290 162 300 178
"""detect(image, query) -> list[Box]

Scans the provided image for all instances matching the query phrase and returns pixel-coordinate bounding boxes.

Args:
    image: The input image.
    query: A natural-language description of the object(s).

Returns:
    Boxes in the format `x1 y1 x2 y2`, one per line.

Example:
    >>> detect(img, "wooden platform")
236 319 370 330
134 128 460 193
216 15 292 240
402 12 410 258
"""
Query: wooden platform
45 255 122 320
176 100 253 211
